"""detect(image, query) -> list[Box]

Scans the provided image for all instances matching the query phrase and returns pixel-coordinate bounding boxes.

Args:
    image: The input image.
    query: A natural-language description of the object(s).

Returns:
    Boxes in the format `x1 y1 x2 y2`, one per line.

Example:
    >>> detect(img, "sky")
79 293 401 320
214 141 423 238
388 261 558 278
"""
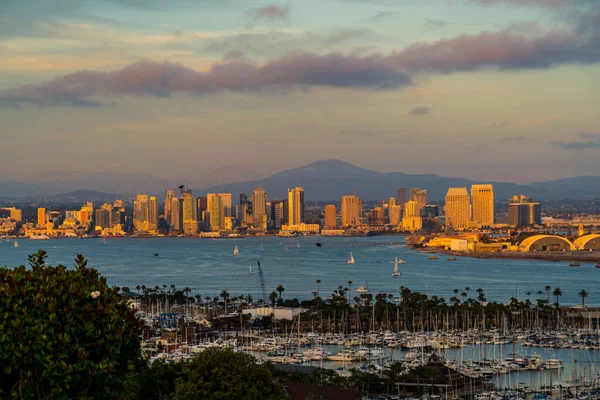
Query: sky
0 0 599 185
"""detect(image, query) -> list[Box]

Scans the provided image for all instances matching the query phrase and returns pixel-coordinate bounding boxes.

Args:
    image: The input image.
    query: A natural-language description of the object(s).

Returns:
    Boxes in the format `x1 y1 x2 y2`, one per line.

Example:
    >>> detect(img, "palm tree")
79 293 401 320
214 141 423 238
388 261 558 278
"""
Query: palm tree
347 280 353 298
526 292 531 301
579 289 588 307
545 285 551 301
269 291 278 307
220 290 230 314
136 285 141 295
537 290 543 299
552 287 562 307
316 280 321 297
276 284 285 301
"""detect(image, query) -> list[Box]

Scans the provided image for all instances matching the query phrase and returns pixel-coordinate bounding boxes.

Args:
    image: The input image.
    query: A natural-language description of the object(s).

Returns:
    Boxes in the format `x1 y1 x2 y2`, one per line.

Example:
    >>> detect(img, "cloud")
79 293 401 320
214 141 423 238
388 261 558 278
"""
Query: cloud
248 4 290 23
466 0 576 7
500 135 526 142
410 106 431 116
550 132 600 150
423 18 483 29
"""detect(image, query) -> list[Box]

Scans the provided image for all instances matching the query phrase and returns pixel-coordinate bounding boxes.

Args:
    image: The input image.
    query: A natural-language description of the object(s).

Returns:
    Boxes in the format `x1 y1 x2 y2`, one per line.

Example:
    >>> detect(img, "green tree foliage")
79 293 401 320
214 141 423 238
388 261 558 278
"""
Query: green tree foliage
0 251 142 400
170 348 281 400
136 359 184 400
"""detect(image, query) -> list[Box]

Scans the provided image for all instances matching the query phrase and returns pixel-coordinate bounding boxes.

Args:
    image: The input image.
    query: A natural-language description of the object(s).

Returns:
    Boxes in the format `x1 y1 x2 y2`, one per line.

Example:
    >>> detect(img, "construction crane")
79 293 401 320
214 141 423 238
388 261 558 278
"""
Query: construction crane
256 261 267 305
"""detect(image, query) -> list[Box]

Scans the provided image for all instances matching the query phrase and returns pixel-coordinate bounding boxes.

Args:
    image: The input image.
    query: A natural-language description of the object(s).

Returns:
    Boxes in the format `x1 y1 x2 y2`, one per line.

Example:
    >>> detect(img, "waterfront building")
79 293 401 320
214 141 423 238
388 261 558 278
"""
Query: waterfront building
341 195 362 227
389 204 402 226
252 187 267 231
324 204 337 228
0 207 22 222
182 190 197 235
164 189 176 221
133 195 150 232
423 204 440 219
409 188 420 201
397 188 406 211
471 184 495 227
445 188 471 229
402 216 422 232
170 197 181 232
404 200 419 217
37 208 46 227
197 196 207 227
367 206 385 226
95 208 110 230
218 193 232 218
287 187 305 226
281 223 320 234
207 193 224 231
270 200 284 229
508 195 541 226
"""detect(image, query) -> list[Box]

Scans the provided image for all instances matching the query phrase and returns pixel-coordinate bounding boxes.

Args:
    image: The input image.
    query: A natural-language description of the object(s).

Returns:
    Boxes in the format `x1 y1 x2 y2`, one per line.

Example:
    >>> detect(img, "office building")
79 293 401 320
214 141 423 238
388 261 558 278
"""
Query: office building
423 205 440 219
287 187 305 226
271 200 284 229
252 187 267 231
341 195 362 226
197 196 207 226
133 195 149 232
508 195 541 226
170 197 181 232
37 208 46 226
389 205 402 225
471 184 495 227
397 188 406 211
415 190 427 216
324 204 337 228
207 193 224 231
404 200 419 217
148 196 158 231
164 190 176 221
409 188 420 201
182 190 197 235
445 188 471 229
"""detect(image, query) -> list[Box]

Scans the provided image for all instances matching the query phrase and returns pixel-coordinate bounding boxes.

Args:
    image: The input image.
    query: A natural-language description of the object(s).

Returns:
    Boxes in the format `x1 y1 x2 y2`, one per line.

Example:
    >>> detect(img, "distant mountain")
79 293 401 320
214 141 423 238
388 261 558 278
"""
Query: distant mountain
0 180 52 198
198 159 538 201
530 176 600 199
47 190 120 203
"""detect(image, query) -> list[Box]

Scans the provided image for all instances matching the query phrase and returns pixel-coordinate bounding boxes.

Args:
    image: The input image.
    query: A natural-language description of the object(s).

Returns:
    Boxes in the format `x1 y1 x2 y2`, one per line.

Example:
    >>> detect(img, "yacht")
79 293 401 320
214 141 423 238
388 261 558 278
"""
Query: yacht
596 263 600 268
14 239 19 248
448 257 457 261
346 252 355 264
392 257 401 277
30 234 50 240
354 285 369 293
327 349 358 362
429 255 438 260
544 357 564 370
569 261 580 267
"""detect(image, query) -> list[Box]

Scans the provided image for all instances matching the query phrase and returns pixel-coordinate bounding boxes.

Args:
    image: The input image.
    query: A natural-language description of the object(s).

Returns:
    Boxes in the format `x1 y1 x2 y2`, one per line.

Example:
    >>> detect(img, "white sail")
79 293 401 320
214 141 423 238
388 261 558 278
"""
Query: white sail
233 245 240 255
249 262 254 275
392 257 400 277
103 238 107 245
14 239 19 248
346 252 355 264
296 241 300 248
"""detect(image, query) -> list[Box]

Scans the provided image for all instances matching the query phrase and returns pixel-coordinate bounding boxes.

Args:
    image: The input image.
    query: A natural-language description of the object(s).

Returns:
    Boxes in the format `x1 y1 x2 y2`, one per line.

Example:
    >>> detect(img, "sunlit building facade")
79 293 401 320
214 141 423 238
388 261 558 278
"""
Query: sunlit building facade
287 187 305 226
341 195 362 227
471 184 494 227
445 188 471 229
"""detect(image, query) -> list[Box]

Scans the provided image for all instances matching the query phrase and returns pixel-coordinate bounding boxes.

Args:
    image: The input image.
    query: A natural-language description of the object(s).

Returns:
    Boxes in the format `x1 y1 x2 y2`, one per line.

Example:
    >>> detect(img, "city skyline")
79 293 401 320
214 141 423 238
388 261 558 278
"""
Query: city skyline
0 1 599 182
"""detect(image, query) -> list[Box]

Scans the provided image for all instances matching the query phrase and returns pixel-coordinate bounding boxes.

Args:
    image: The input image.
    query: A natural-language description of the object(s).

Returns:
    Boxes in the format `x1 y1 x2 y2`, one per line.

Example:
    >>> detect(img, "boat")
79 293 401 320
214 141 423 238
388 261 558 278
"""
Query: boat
14 239 19 248
544 357 563 370
429 255 438 260
296 241 300 248
285 245 288 252
233 245 240 255
596 263 600 268
103 238 107 245
327 349 358 362
346 252 355 264
30 234 50 240
355 285 369 293
249 262 254 275
448 257 457 261
315 243 322 247
392 257 401 277
569 261 580 267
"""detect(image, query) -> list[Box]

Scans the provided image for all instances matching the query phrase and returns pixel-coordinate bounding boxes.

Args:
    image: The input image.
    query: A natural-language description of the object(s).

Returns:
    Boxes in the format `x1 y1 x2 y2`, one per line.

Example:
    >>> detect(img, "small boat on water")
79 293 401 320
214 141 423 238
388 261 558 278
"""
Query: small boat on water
296 241 300 248
397 258 406 264
569 261 580 267
249 262 254 275
233 245 240 255
315 243 322 247
429 255 438 260
355 285 369 293
392 257 401 277
448 257 457 261
14 239 19 248
596 263 600 268
30 234 50 240
346 252 355 264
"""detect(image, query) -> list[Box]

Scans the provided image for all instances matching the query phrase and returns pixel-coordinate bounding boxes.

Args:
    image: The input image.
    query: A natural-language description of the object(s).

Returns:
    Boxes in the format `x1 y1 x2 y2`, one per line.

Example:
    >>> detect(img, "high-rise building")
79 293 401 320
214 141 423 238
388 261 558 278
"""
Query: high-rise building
341 195 362 227
471 184 494 227
252 187 267 231
148 196 158 231
415 190 427 216
397 188 406 211
170 197 181 232
197 196 207 225
270 200 284 229
368 207 385 226
409 188 420 201
445 188 471 229
95 208 110 230
37 208 46 226
133 195 149 232
207 193 224 231
287 187 305 225
324 204 337 228
405 200 419 217
389 205 402 225
164 190 176 221
182 190 197 235
423 205 440 219
508 195 541 226
216 193 232 218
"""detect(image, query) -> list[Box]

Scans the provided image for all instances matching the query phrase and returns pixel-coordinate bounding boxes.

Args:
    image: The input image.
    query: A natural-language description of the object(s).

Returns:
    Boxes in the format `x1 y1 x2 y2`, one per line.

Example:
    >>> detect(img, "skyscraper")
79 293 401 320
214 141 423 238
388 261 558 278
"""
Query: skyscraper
287 187 305 225
133 195 149 232
148 196 159 232
341 195 362 226
208 194 224 231
409 188 420 201
170 197 181 232
445 188 471 229
324 204 337 228
397 188 406 211
471 184 495 227
415 190 427 216
389 205 402 225
508 195 541 226
270 200 284 229
164 189 176 221
252 187 267 231
405 200 419 217
37 208 46 226
218 193 232 218
182 190 197 235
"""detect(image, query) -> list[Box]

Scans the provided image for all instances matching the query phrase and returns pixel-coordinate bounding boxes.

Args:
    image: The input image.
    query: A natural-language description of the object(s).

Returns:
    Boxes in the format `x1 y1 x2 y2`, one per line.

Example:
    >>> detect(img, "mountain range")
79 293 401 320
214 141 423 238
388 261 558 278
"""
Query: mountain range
1 159 599 201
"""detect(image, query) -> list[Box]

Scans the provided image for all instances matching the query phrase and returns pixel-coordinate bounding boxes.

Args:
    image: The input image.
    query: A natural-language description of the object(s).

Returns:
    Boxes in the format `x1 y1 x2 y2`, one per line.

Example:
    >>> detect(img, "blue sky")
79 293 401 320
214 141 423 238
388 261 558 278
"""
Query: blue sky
0 0 598 185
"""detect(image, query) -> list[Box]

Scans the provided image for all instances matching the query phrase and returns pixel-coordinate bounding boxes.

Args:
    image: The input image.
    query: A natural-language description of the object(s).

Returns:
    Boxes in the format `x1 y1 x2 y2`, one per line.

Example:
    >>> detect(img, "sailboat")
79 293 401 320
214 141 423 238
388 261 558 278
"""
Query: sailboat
392 257 401 277
346 252 355 264
14 239 19 248
233 245 240 255
285 245 288 252
103 238 107 245
249 262 254 275
296 241 300 248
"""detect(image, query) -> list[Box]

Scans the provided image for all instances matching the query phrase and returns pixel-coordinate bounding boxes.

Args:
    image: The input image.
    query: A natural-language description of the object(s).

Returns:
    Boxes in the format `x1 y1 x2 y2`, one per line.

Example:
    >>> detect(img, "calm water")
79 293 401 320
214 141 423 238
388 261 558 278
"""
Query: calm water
1 236 599 305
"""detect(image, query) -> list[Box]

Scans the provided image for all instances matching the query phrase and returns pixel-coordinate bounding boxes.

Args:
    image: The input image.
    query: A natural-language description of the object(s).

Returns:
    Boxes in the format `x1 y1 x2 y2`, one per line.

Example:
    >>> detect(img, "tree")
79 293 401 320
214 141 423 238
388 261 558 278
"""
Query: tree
0 251 142 399
269 291 278 307
545 285 551 301
552 287 562 307
579 289 588 307
137 358 184 400
316 279 321 296
220 290 230 314
276 284 285 301
171 348 280 400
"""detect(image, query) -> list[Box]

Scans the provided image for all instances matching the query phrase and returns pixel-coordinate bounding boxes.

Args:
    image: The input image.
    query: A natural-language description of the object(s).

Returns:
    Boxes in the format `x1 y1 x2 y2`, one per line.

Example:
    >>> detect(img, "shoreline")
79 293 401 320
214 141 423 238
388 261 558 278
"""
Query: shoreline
423 248 600 263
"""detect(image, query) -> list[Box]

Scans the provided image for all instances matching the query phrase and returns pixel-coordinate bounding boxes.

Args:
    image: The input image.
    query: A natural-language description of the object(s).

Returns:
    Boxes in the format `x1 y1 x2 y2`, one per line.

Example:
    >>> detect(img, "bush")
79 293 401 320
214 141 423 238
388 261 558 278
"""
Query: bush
0 251 142 399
